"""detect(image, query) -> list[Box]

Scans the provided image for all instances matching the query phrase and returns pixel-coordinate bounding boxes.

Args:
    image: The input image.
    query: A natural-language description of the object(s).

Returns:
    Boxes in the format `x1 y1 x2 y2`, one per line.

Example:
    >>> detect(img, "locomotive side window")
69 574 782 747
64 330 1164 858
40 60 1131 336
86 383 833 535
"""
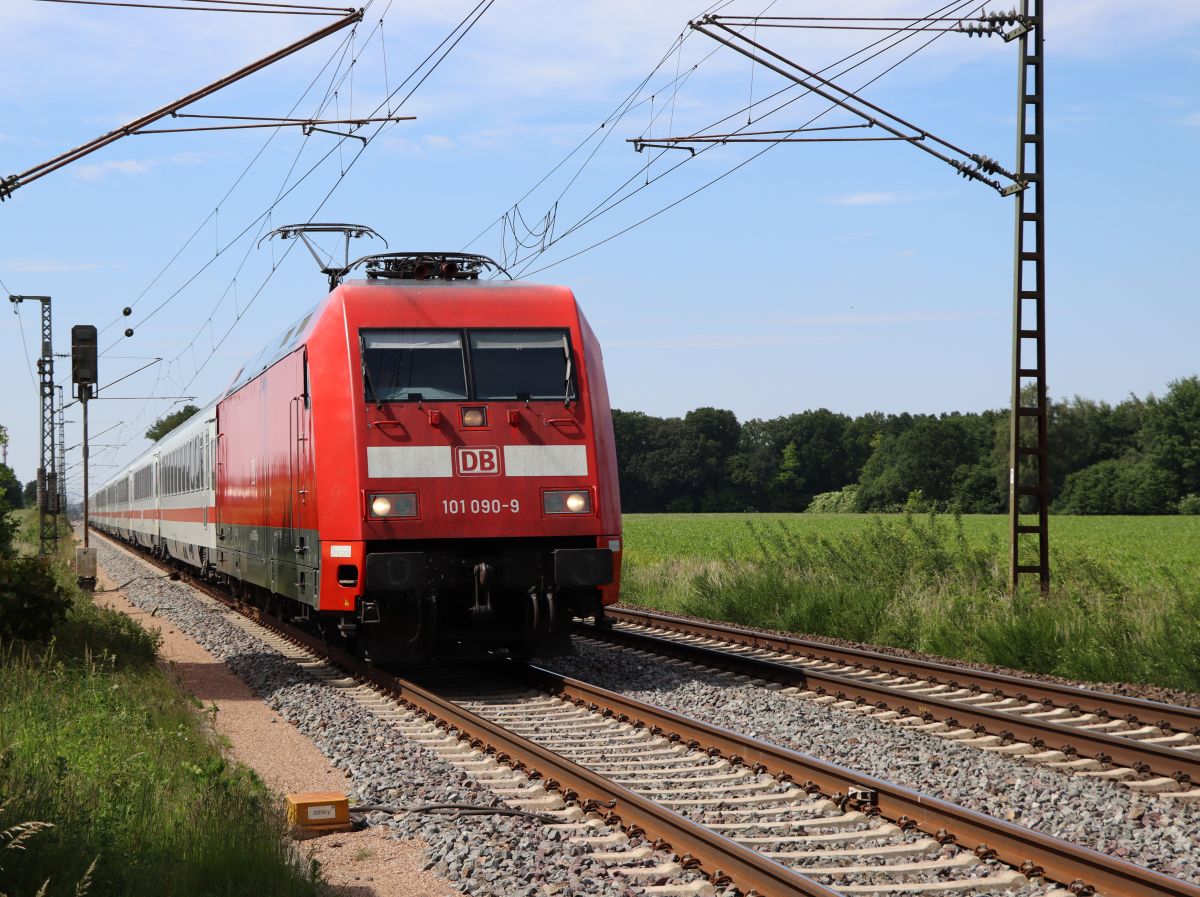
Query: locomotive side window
361 330 468 401
468 330 574 401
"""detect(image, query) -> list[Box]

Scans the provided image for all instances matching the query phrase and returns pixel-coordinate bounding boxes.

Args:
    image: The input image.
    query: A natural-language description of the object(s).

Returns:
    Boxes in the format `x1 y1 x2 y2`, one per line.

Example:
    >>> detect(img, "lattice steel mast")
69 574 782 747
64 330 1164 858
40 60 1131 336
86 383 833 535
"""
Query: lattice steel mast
10 294 58 555
1008 0 1049 591
638 7 1049 590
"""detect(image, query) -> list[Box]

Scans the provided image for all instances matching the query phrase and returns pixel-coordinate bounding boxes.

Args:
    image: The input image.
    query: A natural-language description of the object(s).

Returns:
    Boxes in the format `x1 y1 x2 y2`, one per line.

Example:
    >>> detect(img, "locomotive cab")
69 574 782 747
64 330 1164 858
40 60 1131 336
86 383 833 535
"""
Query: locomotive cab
91 248 622 665
351 323 616 659
296 254 622 662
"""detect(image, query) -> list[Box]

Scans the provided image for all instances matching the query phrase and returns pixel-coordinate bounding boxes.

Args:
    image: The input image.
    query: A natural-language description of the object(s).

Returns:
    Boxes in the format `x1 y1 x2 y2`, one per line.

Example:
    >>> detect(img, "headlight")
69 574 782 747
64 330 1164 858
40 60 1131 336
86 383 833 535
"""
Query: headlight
461 407 487 427
369 492 418 518
543 490 592 515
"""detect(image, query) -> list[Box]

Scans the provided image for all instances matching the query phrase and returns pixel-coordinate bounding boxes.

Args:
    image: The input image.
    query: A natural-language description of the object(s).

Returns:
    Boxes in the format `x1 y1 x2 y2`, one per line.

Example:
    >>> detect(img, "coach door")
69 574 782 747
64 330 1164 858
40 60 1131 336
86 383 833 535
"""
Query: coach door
214 428 230 577
289 352 315 603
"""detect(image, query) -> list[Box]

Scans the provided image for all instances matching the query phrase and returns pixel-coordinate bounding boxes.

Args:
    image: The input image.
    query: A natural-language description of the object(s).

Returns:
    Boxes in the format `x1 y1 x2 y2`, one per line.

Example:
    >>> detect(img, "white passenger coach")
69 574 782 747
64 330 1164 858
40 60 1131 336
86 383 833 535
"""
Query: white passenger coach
90 404 218 573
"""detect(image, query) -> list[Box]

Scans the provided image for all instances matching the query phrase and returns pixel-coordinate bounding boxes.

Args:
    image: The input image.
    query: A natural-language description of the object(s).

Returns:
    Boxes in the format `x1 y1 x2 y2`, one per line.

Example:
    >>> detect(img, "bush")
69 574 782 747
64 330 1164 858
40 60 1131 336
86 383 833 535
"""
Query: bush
0 557 72 642
659 510 1199 690
1179 493 1200 515
1 643 323 897
0 511 16 560
805 485 859 513
1054 456 1179 514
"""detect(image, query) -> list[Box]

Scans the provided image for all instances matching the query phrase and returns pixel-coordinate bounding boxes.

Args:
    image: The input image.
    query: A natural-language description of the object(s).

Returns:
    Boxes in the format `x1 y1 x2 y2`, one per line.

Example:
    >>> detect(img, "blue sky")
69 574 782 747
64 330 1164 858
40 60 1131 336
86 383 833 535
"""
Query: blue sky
1 1 1198 495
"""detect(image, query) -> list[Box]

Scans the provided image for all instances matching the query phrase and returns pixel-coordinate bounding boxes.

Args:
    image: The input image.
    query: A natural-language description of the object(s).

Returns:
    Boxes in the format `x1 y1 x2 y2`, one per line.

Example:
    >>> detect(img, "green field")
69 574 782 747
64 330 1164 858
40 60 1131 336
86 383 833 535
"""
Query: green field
619 513 1200 691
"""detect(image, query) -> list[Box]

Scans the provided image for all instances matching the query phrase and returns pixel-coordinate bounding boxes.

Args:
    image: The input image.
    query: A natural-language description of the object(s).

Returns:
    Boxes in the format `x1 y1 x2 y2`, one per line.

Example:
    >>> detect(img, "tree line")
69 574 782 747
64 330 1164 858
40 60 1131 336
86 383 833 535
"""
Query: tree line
4 378 1197 517
612 375 1200 515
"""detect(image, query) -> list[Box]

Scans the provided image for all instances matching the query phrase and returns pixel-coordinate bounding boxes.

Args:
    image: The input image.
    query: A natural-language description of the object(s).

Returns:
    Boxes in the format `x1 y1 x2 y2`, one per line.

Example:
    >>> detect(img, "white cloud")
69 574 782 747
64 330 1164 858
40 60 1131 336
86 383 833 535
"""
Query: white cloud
379 133 460 158
608 333 847 351
607 310 1001 349
71 159 155 182
827 191 929 207
168 150 225 166
1046 1 1200 57
3 259 101 273
773 311 998 327
65 150 219 183
1182 112 1200 128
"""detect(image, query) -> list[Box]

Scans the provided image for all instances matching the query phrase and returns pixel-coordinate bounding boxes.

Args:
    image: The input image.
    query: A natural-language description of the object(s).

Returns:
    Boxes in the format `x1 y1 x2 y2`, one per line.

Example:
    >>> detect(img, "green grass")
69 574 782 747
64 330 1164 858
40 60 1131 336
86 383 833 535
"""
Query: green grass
1 511 325 897
619 512 1200 691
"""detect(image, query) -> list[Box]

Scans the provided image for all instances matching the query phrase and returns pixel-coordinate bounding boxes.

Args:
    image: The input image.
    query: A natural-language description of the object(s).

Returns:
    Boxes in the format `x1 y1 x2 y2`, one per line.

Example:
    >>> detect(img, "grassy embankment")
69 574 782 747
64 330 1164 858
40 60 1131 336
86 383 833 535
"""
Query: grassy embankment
1 511 324 897
619 511 1200 692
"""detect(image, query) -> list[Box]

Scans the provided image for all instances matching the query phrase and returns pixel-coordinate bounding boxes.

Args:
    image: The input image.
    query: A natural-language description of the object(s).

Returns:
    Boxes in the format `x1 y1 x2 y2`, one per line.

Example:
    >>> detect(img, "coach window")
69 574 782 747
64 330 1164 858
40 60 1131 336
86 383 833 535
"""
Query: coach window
468 330 575 402
361 330 467 402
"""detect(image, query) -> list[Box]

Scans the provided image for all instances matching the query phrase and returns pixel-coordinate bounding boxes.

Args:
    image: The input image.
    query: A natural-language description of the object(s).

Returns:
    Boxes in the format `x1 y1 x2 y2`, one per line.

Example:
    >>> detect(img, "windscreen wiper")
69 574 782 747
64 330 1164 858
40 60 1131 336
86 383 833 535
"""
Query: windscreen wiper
562 337 573 408
361 343 384 410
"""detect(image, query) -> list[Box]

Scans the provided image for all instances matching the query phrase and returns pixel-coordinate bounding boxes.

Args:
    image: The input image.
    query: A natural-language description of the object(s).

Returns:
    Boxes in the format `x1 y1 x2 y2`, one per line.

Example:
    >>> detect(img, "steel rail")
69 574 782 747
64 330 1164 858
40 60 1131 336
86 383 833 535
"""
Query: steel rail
584 613 1200 786
374 672 845 897
86 529 839 897
604 607 1200 737
89 528 1197 897
517 662 1200 897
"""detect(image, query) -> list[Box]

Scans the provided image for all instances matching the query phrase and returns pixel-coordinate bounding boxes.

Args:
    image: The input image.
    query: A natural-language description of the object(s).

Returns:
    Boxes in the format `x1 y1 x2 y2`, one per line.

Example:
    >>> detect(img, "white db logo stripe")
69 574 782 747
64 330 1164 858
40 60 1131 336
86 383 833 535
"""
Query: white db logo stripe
503 445 588 477
367 446 452 478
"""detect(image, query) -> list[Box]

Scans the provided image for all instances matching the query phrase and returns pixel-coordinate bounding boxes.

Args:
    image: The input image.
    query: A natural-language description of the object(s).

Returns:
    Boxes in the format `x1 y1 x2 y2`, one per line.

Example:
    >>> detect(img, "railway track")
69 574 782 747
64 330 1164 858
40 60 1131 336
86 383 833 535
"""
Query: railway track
91 529 1200 897
581 608 1200 798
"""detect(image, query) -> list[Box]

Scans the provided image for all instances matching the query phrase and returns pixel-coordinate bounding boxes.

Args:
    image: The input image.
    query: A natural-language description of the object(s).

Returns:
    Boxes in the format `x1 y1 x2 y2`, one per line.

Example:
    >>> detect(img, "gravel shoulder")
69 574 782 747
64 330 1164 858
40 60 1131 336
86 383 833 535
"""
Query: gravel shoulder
90 534 656 897
541 637 1200 885
93 557 455 897
614 603 1200 709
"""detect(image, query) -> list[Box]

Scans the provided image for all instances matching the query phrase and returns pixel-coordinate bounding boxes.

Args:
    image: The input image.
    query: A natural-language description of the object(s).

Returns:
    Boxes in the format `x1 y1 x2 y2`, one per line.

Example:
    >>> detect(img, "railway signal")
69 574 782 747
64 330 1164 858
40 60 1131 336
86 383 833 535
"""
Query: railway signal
72 323 98 588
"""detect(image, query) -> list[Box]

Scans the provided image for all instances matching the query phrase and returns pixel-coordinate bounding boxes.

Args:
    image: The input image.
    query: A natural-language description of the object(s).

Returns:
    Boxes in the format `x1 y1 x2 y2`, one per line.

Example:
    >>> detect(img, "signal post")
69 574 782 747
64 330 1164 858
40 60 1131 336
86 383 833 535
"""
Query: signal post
72 324 98 589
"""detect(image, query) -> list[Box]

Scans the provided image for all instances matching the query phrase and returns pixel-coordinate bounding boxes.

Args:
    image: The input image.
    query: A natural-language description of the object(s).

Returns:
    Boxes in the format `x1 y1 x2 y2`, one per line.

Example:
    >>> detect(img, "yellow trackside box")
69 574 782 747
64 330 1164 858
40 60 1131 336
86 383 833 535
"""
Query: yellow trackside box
286 792 351 837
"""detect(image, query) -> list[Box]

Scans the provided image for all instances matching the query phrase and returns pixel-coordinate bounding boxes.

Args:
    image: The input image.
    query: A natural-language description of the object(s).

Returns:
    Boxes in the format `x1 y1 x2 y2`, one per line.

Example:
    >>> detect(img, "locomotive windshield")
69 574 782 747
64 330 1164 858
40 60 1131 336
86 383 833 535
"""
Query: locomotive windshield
469 330 574 401
361 328 574 403
361 330 468 401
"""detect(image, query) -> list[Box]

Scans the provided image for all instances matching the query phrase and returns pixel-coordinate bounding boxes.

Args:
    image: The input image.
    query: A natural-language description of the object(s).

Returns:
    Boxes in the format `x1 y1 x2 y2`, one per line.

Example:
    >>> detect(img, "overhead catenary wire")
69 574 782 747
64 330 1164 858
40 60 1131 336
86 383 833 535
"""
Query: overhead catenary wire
90 21 360 341
87 0 494 476
36 0 351 14
104 0 468 351
460 4 728 256
170 0 498 403
72 6 371 466
688 17 1019 190
96 8 371 354
510 0 987 280
4 276 40 392
178 0 354 10
495 1 958 275
467 0 788 268
482 0 956 276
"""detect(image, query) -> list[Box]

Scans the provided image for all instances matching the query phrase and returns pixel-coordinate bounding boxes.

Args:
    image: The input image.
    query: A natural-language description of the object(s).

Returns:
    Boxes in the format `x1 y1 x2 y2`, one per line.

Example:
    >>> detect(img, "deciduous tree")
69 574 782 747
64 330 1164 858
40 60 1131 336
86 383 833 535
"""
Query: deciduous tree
145 404 200 442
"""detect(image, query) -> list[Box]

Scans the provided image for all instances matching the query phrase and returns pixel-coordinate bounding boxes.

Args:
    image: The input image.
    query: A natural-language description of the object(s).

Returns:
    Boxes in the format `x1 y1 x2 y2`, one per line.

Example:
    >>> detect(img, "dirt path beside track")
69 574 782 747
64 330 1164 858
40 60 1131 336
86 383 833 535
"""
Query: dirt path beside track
93 561 455 897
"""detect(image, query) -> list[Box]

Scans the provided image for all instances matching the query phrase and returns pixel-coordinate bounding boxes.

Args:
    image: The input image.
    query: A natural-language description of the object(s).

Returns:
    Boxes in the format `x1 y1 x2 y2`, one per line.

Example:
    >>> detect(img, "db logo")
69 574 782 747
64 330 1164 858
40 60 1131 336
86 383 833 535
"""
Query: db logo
455 446 501 476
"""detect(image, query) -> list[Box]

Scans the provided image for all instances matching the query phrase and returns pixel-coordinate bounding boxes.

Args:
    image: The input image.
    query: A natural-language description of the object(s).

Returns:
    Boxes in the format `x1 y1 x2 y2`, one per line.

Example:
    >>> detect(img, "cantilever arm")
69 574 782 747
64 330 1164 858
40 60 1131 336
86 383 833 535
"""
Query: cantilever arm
0 8 362 201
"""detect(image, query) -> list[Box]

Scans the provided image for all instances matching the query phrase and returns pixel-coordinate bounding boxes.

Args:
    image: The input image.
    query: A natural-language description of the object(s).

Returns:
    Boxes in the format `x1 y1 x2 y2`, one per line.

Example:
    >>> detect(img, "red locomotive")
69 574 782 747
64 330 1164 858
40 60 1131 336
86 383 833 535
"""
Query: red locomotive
90 249 621 661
